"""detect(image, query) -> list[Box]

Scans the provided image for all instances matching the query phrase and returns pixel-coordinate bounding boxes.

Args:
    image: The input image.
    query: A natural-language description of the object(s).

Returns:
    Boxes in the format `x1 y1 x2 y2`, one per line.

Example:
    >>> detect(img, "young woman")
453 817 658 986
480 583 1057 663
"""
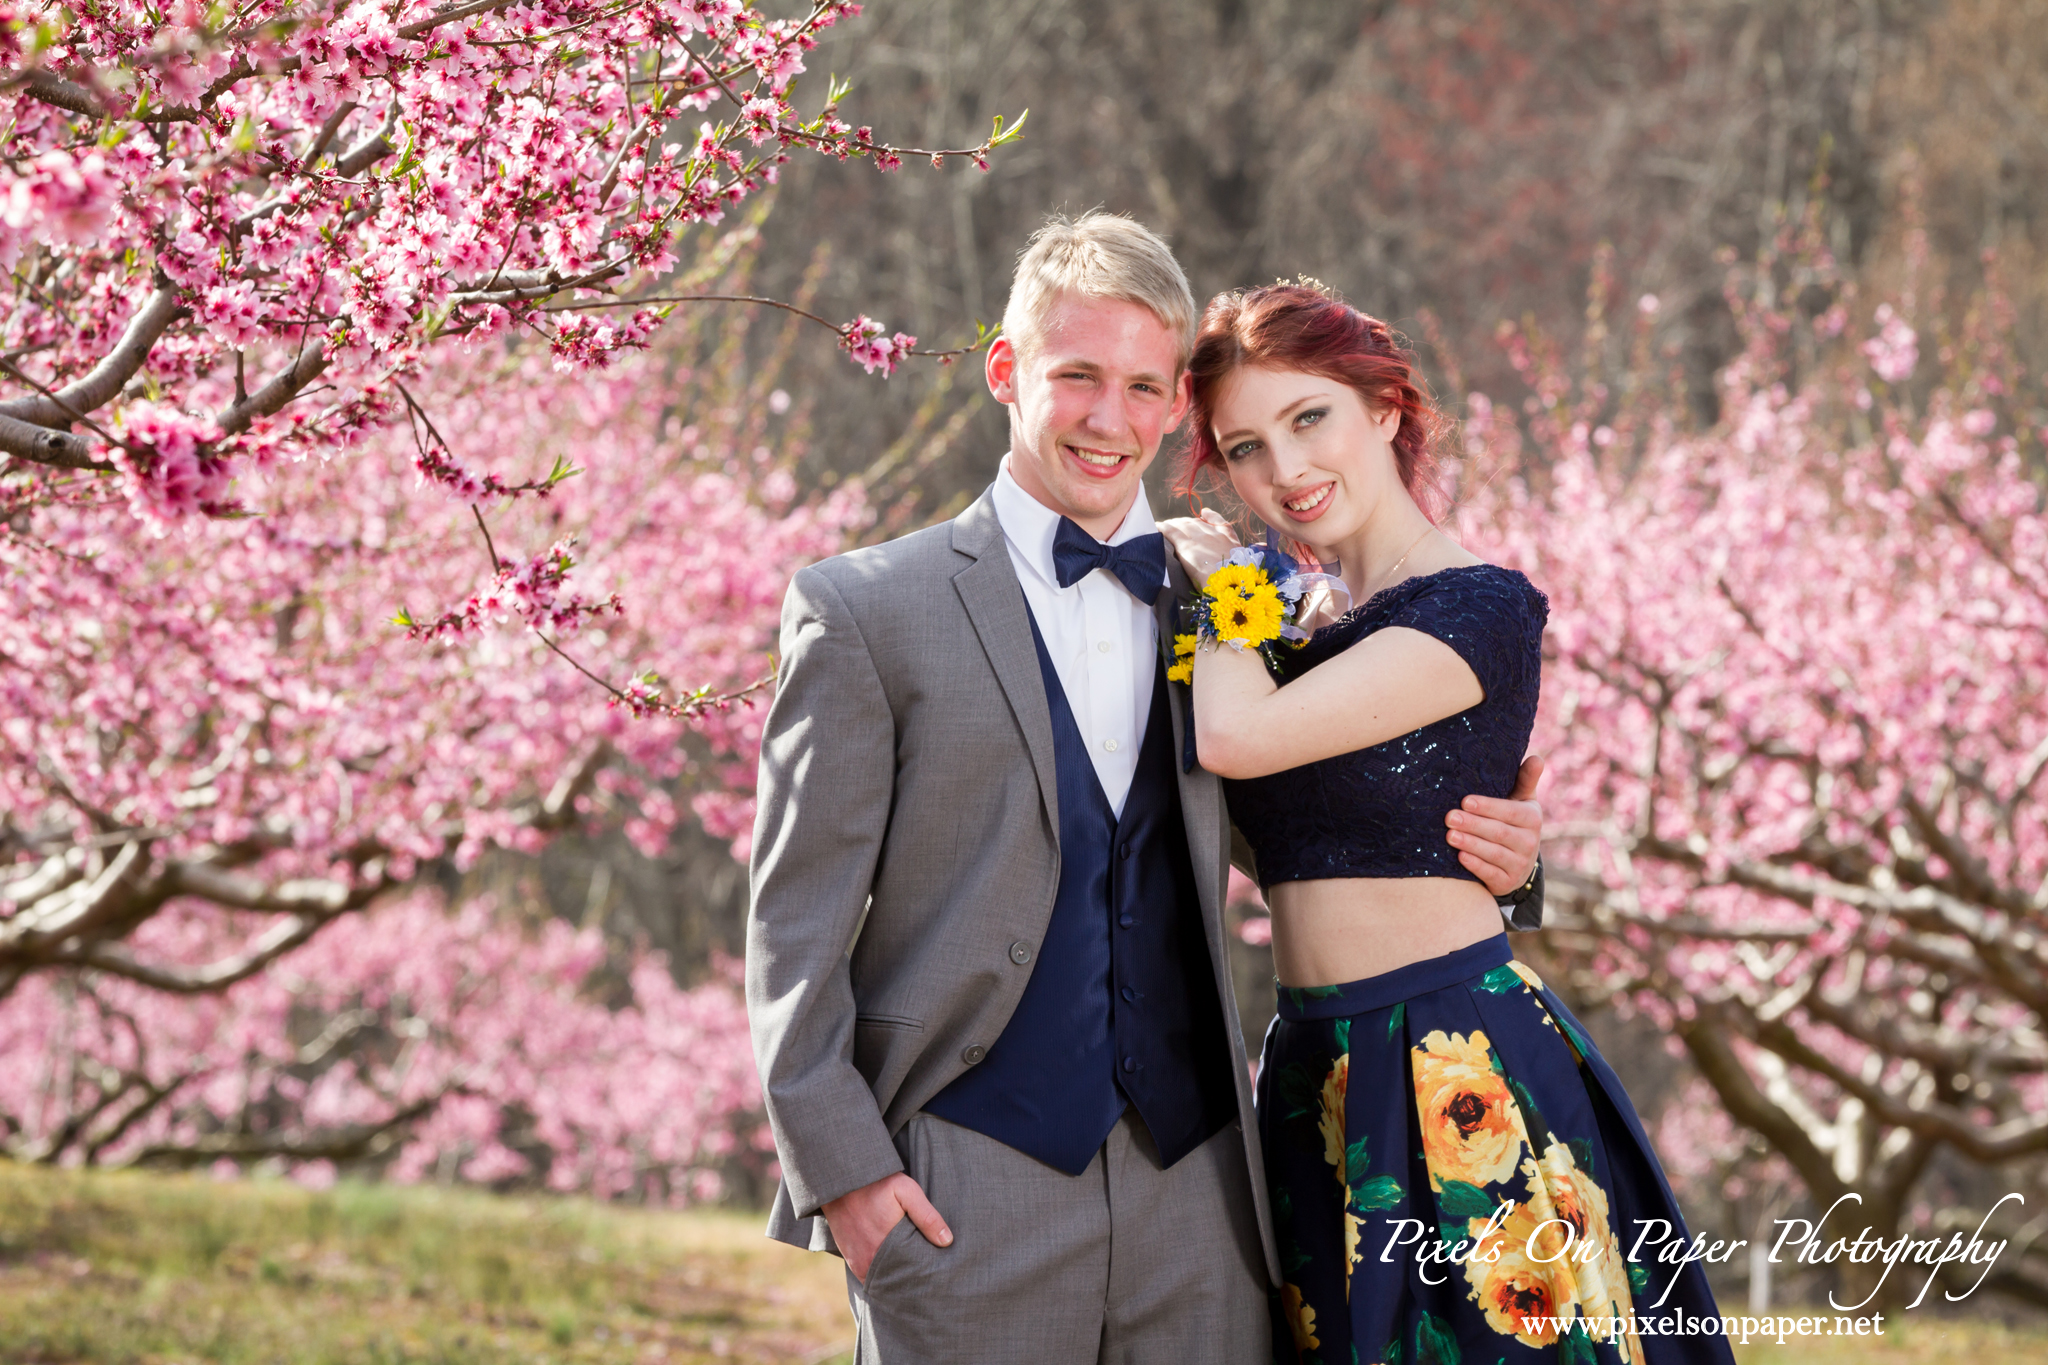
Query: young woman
1160 283 1731 1365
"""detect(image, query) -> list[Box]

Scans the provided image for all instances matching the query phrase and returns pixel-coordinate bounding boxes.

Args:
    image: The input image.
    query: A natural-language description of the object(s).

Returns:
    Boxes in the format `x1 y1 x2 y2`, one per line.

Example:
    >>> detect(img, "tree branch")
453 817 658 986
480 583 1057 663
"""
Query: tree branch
0 413 107 470
60 912 345 994
1750 1014 2048 1163
1677 1009 1850 1208
123 1088 456 1167
0 289 186 428
394 0 520 40
215 342 328 434
333 102 401 178
1 66 113 118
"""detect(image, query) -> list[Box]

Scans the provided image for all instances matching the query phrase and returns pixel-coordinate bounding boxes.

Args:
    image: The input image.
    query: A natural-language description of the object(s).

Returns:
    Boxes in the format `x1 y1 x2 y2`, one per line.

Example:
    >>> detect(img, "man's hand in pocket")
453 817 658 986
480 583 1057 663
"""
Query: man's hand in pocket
822 1172 954 1283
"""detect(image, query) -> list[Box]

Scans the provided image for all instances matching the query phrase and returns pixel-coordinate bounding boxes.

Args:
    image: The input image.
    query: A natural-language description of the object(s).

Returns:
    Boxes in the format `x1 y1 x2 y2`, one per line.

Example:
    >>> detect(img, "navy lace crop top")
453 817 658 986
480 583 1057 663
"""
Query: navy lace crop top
1225 563 1547 887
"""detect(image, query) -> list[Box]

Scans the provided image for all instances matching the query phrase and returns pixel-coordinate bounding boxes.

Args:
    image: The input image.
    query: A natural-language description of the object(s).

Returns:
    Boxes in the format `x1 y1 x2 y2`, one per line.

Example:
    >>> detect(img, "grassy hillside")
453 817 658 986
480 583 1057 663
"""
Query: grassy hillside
0 1165 850 1364
0 1163 2037 1364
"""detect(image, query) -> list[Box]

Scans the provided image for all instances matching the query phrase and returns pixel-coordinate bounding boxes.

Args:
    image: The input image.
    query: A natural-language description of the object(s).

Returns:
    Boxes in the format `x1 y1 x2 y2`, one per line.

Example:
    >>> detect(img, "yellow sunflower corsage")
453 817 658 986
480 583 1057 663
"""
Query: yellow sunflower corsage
1174 542 1337 677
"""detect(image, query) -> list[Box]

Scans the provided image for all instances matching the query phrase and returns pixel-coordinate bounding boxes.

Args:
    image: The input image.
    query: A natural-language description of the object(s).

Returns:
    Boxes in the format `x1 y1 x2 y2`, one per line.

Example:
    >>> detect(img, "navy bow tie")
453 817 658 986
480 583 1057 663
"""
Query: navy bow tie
1051 516 1166 605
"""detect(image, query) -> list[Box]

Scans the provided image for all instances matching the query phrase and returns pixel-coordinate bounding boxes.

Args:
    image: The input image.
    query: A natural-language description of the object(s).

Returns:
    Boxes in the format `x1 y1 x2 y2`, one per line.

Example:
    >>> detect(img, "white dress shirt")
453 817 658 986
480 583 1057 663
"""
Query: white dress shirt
990 460 1161 815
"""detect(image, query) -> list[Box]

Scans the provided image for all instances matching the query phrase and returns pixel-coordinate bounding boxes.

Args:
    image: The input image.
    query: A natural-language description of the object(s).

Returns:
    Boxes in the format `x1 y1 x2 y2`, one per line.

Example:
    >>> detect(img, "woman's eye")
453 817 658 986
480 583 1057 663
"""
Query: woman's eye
1225 440 1258 461
1296 407 1328 430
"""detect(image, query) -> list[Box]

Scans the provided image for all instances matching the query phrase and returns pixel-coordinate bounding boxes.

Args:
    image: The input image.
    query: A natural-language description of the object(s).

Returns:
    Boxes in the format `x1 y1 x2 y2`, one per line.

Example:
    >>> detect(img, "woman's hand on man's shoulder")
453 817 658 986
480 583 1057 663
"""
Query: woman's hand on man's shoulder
1157 507 1241 583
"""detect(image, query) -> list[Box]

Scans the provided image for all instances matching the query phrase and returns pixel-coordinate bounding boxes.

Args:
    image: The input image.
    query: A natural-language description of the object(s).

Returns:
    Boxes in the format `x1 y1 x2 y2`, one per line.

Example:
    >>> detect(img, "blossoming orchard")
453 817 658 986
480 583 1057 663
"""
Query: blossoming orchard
2 305 864 1182
1461 235 2048 1301
0 0 1026 1184
5 6 2047 1307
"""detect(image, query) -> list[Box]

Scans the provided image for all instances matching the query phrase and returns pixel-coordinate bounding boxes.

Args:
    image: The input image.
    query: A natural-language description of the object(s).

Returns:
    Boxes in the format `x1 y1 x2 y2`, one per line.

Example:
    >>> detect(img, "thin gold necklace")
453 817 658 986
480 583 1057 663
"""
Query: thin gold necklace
1361 526 1435 602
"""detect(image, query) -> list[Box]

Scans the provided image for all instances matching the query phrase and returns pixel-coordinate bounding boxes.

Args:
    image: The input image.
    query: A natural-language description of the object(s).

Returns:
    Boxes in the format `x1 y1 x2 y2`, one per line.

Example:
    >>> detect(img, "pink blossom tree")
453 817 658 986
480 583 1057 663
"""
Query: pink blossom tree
0 893 772 1200
1 0 1008 1186
1 286 867 1182
0 0 1016 522
1459 234 2048 1303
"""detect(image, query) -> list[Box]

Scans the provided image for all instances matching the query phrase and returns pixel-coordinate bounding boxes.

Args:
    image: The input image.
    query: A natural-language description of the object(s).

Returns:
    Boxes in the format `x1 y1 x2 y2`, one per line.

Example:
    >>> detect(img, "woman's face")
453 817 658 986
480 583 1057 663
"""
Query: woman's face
1208 365 1403 552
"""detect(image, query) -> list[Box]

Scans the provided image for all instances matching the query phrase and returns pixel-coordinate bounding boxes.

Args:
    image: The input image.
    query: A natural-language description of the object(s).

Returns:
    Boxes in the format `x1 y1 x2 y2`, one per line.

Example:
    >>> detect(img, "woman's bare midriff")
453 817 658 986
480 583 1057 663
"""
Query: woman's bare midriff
1266 876 1504 988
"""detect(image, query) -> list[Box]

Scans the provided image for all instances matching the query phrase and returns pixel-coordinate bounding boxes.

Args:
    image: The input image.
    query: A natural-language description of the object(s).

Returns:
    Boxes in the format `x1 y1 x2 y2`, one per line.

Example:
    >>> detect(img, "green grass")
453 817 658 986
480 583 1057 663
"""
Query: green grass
0 1164 852 1364
2 1163 2038 1364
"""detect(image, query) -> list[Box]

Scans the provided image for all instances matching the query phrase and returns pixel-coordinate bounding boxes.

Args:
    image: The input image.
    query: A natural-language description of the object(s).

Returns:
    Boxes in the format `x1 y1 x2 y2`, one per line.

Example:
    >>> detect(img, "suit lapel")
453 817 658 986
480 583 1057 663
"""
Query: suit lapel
1155 560 1229 946
952 491 1061 837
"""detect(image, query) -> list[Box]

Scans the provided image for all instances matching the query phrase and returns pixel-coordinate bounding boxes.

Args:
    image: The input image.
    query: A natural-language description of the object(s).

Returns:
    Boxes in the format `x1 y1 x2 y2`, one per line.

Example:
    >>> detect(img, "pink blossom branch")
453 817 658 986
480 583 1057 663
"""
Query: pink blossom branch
547 293 989 361
0 66 113 118
0 288 185 428
62 912 360 995
125 1087 458 1167
216 342 328 435
0 412 105 469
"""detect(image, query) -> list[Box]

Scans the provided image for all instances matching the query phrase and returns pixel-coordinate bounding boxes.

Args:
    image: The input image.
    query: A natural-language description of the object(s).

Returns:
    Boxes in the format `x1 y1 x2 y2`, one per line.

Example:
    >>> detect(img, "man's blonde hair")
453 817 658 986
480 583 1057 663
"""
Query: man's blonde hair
1001 210 1196 371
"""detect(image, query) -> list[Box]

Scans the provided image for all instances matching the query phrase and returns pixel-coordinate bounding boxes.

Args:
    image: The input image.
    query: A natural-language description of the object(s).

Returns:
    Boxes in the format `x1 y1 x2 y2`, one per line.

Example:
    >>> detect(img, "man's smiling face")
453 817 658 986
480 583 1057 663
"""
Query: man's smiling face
987 292 1192 539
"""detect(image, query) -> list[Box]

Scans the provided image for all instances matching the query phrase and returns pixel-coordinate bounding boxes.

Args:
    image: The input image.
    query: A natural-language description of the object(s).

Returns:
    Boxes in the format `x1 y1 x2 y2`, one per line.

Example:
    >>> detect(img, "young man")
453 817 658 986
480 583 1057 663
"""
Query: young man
745 212 1544 1364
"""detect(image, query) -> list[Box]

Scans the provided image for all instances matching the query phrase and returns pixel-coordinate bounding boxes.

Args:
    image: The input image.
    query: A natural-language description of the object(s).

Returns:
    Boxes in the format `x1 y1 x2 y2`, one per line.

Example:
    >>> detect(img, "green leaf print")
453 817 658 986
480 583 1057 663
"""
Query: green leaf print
1477 964 1525 994
1436 1179 1498 1219
1417 1310 1462 1365
1382 1335 1405 1365
1346 1136 1371 1185
1387 1001 1406 1039
1569 1136 1596 1179
1351 1174 1404 1212
1334 1018 1351 1054
1557 1012 1594 1060
1628 1262 1650 1294
1559 1324 1597 1365
1284 983 1346 1010
1506 1075 1545 1136
1278 1062 1321 1120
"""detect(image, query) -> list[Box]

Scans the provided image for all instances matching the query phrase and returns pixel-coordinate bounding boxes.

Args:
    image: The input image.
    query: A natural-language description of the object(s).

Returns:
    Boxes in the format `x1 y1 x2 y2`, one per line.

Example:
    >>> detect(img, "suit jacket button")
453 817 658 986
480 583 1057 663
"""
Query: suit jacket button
1009 941 1034 965
962 1045 987 1065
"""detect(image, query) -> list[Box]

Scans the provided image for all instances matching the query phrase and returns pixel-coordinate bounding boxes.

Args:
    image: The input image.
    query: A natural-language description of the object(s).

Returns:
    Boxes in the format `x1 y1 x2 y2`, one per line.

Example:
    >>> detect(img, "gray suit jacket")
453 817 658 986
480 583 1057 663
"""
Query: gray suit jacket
745 486 1280 1281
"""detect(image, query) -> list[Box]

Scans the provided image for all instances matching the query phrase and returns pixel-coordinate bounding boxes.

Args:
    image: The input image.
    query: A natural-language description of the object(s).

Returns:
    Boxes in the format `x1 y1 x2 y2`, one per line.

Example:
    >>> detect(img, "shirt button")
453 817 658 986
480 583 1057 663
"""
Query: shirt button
962 1044 987 1065
1118 843 1132 861
1097 641 1112 653
1118 914 1135 928
1009 941 1034 966
1120 986 1136 1003
1122 1057 1137 1073
1102 738 1119 753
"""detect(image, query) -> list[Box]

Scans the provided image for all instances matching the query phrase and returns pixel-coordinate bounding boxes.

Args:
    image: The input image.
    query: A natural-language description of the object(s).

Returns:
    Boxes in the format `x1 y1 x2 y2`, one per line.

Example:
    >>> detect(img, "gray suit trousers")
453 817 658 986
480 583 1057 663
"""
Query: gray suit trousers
847 1111 1270 1365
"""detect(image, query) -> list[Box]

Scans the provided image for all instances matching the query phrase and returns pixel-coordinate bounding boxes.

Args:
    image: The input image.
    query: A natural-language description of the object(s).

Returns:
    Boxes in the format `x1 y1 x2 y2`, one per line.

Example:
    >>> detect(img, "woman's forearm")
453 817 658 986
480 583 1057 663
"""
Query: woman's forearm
1189 641 1281 778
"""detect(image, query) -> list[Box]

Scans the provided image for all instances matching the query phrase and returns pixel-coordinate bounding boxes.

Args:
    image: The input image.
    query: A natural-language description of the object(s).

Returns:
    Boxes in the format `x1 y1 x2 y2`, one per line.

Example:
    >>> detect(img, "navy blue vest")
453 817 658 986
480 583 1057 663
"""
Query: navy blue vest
924 610 1238 1175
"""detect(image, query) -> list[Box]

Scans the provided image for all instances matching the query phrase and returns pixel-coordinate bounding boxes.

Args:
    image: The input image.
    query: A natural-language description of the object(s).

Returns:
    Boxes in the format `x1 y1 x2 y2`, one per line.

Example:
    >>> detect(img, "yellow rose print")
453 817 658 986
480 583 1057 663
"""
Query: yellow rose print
1318 1052 1349 1185
1462 1199 1580 1348
1508 960 1545 992
1522 1142 1644 1363
1281 1282 1320 1353
1411 1029 1526 1190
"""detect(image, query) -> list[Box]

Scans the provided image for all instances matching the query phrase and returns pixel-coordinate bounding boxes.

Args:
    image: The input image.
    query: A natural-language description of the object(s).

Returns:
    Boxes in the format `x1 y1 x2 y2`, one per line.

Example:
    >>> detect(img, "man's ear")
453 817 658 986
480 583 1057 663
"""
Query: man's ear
1163 367 1194 433
985 336 1018 403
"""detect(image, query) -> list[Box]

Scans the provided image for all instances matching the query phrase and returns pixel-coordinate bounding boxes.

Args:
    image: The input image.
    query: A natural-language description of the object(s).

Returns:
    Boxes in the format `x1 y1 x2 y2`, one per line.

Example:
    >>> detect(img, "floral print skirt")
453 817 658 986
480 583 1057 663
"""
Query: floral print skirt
1256 935 1732 1365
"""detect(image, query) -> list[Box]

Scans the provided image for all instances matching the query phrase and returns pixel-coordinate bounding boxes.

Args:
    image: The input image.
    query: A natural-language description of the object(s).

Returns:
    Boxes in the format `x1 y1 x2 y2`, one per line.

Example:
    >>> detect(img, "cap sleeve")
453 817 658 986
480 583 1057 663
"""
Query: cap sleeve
1382 566 1548 703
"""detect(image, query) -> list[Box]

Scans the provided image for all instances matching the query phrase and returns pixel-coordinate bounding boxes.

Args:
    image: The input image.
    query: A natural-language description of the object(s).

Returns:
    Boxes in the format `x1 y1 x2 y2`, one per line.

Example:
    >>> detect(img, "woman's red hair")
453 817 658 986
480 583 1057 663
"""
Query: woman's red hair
1178 282 1448 523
